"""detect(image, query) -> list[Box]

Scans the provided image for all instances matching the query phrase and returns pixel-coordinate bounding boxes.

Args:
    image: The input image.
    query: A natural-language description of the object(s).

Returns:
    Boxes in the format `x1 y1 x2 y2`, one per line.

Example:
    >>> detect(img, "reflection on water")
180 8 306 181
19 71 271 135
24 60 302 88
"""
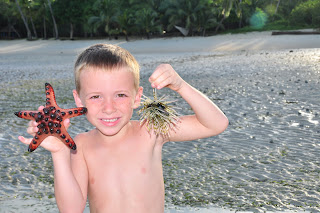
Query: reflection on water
1 49 319 212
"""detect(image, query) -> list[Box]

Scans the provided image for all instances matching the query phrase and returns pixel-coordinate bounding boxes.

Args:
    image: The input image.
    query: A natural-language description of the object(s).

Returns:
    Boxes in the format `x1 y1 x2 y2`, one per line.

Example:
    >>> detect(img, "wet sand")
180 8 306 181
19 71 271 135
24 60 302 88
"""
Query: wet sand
0 31 319 212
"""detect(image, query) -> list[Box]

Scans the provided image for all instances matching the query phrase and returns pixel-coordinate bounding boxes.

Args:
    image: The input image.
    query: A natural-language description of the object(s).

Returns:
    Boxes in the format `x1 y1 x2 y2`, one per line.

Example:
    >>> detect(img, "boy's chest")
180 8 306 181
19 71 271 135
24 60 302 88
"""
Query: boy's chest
84 133 163 184
84 136 165 204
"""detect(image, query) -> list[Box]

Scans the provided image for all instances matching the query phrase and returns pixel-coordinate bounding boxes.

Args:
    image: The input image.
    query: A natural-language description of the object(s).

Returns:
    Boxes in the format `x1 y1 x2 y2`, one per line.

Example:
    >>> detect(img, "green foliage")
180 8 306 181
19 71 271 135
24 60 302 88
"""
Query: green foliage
0 0 318 39
88 0 119 37
160 0 217 36
134 7 162 38
289 0 320 28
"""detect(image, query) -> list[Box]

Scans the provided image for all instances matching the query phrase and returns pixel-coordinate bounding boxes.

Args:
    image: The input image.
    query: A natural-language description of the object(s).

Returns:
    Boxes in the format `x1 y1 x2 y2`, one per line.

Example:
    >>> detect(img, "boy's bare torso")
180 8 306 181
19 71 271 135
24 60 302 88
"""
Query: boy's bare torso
77 121 165 213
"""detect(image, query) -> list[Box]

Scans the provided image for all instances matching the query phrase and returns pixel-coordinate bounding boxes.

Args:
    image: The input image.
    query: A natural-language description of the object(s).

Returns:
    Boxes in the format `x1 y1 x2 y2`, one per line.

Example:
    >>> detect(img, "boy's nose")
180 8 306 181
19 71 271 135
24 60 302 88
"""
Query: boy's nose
102 99 116 114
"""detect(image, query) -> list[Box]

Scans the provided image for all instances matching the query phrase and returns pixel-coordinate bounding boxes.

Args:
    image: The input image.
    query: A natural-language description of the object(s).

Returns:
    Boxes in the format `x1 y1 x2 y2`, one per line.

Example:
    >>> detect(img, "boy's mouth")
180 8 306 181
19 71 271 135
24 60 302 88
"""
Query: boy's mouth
100 117 120 126
102 118 118 122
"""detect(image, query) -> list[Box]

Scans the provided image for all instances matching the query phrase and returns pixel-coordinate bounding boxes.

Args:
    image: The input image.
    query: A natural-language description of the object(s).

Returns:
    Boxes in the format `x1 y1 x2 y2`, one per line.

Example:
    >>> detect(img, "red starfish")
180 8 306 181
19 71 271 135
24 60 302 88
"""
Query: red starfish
15 83 87 152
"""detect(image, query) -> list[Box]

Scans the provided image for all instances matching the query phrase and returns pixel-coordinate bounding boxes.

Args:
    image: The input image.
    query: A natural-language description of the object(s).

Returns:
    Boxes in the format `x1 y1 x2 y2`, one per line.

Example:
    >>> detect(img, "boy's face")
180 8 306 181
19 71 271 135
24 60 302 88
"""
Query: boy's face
73 66 143 137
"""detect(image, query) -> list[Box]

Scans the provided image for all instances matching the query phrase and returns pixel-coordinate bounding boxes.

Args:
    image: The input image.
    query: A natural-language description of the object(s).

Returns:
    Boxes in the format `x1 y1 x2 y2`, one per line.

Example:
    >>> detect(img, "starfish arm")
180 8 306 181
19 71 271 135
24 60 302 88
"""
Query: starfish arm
45 83 58 108
15 110 40 122
59 107 88 120
28 132 46 152
55 127 77 150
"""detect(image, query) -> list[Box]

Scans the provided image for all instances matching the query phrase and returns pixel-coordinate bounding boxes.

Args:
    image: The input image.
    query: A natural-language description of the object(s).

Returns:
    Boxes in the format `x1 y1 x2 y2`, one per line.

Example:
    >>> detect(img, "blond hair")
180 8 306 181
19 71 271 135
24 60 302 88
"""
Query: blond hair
74 44 140 93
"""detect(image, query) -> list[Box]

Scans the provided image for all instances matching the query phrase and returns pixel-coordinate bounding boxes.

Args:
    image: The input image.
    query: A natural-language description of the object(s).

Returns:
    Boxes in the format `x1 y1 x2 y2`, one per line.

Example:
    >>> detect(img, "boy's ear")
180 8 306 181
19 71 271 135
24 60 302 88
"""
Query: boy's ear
73 89 84 107
133 86 143 109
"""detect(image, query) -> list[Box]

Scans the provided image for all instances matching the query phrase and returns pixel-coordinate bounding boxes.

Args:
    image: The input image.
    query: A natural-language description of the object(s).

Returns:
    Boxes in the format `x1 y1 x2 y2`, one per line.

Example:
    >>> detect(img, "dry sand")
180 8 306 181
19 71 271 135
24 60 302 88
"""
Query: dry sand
0 31 319 212
1 30 320 55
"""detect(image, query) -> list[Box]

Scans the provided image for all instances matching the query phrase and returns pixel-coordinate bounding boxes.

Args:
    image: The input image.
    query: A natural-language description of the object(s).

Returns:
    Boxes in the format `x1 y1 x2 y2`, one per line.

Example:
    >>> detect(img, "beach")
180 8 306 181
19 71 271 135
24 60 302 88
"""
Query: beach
0 31 319 212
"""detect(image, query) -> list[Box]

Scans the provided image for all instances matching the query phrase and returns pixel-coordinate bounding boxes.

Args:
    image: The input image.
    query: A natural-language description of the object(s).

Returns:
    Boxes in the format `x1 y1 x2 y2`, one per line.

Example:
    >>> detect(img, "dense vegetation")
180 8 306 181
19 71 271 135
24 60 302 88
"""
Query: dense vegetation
0 0 319 40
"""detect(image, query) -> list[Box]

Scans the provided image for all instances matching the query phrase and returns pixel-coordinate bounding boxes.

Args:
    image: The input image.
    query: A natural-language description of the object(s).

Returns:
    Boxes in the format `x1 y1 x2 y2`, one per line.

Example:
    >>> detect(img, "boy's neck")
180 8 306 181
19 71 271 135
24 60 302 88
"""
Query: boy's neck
95 121 135 145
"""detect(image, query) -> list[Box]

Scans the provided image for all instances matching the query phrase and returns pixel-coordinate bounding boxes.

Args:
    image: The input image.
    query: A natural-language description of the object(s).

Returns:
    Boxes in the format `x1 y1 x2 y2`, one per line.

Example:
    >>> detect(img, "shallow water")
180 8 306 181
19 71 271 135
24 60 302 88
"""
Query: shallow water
0 43 319 212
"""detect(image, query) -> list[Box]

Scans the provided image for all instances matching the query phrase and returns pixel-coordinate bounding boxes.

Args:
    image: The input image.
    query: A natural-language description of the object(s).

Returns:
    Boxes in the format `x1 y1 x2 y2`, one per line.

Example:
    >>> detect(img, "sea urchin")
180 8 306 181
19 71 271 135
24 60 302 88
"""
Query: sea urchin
138 89 180 138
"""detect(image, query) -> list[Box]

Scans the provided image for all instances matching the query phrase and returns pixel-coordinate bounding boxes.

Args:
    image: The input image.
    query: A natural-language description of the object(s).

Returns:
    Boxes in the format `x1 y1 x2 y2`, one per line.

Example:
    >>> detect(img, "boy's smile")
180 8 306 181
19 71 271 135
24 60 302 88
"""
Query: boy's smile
73 66 142 138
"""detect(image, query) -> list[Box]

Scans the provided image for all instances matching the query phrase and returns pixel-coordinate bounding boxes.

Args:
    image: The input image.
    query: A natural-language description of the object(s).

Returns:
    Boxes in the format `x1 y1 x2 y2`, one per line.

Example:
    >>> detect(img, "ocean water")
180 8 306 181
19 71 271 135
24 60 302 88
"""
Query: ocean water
0 45 319 212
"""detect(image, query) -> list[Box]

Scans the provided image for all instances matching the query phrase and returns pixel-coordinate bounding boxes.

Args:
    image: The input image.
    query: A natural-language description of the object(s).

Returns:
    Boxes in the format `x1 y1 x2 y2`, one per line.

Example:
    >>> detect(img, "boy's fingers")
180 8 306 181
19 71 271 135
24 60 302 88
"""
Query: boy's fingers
149 64 168 82
38 105 45 111
29 120 38 127
150 71 171 88
152 75 172 89
63 119 70 129
27 126 38 135
18 136 32 145
27 120 38 135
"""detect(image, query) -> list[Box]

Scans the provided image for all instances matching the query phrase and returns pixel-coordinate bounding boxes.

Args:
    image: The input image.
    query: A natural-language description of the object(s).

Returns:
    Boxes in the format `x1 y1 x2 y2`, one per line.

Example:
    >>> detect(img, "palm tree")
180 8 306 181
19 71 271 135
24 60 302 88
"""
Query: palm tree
116 9 135 41
215 0 242 33
135 7 162 39
15 0 32 40
47 0 58 39
88 0 119 39
163 0 212 36
196 4 218 36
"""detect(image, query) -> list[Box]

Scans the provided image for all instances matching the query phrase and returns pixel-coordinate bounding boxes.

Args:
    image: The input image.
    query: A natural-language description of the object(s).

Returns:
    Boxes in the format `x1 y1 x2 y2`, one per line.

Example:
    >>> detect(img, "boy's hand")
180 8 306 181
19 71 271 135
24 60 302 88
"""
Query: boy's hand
149 64 185 91
18 106 71 153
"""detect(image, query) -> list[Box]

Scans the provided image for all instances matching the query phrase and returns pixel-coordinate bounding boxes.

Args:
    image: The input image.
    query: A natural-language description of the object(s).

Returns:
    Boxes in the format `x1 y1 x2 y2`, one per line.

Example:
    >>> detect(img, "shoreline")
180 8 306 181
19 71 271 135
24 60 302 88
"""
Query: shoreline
1 31 320 55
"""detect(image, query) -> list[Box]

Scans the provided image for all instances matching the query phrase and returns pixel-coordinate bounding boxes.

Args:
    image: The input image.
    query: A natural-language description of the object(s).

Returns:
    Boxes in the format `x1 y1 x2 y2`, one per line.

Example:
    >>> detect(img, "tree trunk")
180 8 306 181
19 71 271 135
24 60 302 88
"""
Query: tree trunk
202 28 206 37
272 0 281 21
238 13 242 28
275 0 280 15
11 25 21 38
15 0 32 40
43 16 47 39
70 22 74 40
215 15 226 34
124 32 129 41
47 0 58 39
238 0 242 28
30 16 38 38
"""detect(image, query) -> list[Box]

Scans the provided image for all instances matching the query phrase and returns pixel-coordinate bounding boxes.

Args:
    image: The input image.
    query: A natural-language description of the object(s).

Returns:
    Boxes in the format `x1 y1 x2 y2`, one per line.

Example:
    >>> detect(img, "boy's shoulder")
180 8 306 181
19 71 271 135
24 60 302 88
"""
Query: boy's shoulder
74 129 97 148
131 120 167 144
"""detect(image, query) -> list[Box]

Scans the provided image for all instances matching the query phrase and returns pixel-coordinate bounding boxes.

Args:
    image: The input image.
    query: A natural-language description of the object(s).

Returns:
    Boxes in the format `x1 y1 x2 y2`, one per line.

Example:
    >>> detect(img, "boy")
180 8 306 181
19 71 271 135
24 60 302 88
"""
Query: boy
19 44 228 213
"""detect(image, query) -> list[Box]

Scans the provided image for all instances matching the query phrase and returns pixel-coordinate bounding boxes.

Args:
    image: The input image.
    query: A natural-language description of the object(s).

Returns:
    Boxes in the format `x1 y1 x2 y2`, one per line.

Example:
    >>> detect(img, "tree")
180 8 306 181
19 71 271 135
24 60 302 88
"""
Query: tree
88 0 119 39
116 8 135 41
194 0 218 36
162 0 217 36
47 0 58 39
54 0 85 39
289 0 320 28
15 0 32 40
135 7 162 39
0 0 21 38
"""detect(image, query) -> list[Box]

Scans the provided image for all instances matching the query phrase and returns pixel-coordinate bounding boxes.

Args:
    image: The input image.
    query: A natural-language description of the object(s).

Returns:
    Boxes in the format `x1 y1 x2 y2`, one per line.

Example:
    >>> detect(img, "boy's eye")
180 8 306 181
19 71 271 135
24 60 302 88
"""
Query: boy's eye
90 95 100 99
117 94 127 98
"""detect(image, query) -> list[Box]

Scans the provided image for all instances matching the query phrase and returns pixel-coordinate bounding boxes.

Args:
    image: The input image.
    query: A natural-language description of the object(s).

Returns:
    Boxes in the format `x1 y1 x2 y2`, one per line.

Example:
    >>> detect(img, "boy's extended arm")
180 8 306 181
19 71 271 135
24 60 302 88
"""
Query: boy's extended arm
149 64 228 142
52 140 88 212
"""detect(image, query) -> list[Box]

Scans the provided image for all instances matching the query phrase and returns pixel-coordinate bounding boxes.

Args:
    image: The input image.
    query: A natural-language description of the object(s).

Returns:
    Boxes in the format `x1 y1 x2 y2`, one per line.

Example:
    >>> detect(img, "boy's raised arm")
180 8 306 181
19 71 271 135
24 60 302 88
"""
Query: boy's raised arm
149 64 229 142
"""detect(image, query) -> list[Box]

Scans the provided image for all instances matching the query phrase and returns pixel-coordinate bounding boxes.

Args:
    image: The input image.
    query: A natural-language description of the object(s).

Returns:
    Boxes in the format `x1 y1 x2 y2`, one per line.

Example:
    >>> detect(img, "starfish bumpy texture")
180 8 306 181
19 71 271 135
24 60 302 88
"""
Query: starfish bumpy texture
15 83 87 152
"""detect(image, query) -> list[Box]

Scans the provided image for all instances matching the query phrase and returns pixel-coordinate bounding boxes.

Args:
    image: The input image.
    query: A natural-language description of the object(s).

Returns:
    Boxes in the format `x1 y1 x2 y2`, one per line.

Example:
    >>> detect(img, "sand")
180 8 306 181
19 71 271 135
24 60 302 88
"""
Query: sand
1 30 320 55
0 31 319 212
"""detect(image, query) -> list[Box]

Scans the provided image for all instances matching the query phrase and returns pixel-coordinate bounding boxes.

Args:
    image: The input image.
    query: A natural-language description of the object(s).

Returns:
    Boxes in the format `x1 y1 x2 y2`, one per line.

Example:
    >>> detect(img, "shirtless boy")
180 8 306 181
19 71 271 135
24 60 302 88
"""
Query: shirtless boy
19 44 228 213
